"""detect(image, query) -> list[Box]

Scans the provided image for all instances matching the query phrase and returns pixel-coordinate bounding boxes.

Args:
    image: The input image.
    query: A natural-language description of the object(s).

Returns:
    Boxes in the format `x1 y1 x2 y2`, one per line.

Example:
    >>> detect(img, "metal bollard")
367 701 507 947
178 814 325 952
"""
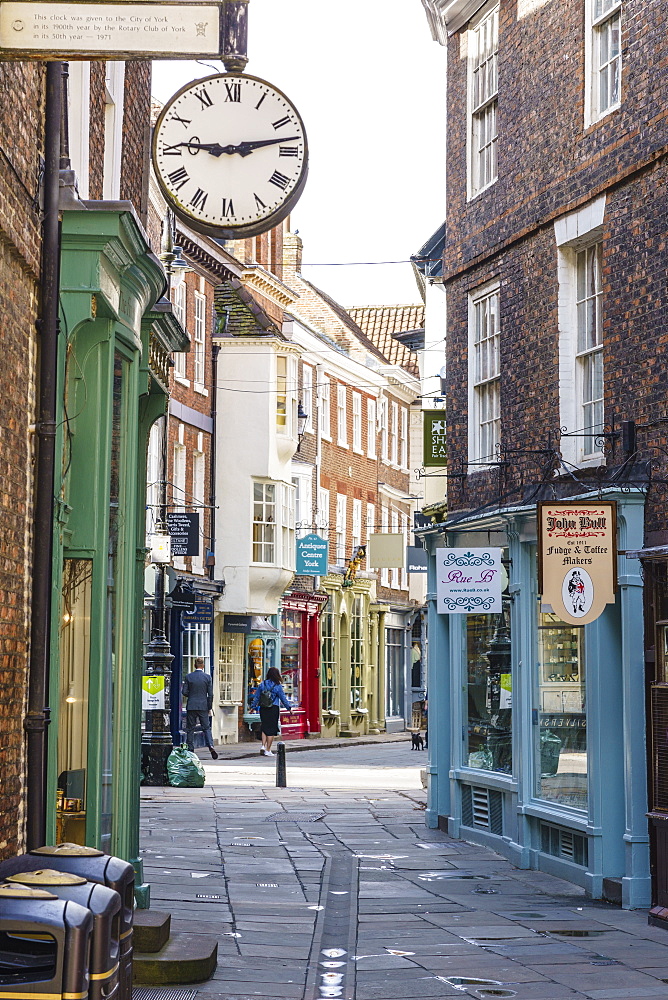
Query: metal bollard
276 741 287 787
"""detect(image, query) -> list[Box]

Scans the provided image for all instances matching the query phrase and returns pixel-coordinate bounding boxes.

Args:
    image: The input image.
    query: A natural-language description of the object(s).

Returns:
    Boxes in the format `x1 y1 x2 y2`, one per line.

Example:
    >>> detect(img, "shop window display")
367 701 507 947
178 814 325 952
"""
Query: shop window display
466 601 512 773
535 608 587 810
281 610 301 707
321 611 337 713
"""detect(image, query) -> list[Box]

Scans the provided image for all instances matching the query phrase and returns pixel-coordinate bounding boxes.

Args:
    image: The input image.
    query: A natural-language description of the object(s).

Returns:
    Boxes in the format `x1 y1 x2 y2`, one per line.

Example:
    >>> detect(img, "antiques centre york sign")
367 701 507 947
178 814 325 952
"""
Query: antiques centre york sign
538 501 617 626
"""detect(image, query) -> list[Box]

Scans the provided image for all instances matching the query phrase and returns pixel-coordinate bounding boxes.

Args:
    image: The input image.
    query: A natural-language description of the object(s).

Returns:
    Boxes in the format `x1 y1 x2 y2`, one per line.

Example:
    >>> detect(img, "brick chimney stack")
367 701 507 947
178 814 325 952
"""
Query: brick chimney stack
283 231 303 278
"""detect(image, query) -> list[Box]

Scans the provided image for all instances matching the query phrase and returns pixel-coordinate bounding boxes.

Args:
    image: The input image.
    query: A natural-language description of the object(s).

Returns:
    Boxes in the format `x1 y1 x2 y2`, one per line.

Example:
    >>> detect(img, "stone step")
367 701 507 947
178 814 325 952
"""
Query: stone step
132 932 218 985
132 909 171 953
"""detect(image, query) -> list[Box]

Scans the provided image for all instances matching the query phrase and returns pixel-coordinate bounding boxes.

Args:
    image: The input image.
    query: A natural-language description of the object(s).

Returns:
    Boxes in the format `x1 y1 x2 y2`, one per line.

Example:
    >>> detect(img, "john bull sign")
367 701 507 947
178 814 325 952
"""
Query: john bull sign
538 501 617 626
436 548 503 614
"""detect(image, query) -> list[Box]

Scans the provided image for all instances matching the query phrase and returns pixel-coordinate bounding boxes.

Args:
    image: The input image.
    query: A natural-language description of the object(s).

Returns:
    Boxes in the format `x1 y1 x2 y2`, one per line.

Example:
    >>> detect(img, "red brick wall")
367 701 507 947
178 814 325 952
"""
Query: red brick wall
88 62 106 200
121 61 151 225
0 61 43 858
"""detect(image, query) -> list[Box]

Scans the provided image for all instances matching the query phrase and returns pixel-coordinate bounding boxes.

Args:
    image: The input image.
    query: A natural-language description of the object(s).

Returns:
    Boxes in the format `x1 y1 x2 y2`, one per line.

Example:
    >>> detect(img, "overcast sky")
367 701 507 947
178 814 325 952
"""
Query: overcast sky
151 0 447 307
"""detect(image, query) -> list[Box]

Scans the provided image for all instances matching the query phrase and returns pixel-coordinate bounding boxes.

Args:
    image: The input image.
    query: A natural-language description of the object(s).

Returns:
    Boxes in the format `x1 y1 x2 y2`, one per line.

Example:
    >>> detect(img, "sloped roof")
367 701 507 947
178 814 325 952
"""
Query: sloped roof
295 276 389 365
347 305 424 376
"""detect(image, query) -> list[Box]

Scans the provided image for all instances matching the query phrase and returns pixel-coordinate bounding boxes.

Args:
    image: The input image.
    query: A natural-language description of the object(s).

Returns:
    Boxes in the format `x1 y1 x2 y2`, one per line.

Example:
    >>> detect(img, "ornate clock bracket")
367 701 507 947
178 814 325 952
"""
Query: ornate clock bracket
222 0 250 73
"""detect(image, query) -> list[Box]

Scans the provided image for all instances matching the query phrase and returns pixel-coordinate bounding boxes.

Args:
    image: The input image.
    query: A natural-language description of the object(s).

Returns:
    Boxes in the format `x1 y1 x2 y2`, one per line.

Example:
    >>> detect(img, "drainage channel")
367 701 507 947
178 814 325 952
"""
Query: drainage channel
305 843 358 1000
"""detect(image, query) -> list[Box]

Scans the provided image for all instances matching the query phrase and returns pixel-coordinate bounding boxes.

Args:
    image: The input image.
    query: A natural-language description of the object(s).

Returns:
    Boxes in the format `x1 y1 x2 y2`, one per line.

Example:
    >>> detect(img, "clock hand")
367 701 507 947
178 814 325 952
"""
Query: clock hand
176 141 237 156
235 136 300 157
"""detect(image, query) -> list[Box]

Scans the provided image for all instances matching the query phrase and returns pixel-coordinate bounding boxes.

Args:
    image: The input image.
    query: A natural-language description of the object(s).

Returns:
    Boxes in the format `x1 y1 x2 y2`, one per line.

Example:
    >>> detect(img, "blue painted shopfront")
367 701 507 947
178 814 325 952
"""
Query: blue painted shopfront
419 489 650 909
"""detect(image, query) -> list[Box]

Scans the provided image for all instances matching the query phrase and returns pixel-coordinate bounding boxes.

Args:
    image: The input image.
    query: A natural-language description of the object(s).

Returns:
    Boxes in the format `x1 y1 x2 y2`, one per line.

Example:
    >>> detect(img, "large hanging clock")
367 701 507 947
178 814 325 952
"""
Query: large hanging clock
152 73 308 239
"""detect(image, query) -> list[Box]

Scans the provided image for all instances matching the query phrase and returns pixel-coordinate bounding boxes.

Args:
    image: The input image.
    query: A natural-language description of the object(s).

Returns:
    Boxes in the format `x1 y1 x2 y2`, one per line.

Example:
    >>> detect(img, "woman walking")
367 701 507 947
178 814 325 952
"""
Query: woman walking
251 666 292 756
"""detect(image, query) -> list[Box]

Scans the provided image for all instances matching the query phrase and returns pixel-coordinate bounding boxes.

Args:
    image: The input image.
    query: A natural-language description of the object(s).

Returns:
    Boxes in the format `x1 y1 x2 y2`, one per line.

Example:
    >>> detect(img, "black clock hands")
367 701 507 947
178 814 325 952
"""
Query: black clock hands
175 136 300 158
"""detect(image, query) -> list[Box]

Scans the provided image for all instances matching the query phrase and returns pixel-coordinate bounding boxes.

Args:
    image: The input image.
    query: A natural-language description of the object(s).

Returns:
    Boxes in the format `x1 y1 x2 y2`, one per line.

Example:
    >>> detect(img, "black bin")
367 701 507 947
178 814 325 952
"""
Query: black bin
7 869 121 1000
0 844 135 1000
0 882 93 998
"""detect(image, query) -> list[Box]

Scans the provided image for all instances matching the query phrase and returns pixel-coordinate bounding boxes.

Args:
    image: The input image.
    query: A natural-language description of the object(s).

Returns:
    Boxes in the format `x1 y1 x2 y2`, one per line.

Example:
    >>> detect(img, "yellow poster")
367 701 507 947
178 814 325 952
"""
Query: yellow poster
538 502 617 626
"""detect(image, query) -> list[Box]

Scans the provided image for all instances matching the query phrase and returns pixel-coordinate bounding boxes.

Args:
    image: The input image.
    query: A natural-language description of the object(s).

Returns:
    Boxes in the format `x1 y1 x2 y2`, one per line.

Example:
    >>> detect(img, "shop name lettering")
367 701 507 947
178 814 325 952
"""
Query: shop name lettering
546 514 607 535
444 568 498 585
545 543 608 566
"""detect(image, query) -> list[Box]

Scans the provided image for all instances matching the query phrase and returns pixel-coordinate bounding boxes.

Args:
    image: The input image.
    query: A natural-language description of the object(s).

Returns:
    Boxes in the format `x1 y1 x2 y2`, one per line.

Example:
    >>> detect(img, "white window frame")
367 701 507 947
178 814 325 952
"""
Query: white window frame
585 0 622 126
400 512 409 590
400 406 408 470
252 480 276 565
193 290 206 392
352 498 362 551
336 493 347 563
390 509 400 590
555 197 606 467
352 392 362 453
380 506 389 587
379 397 389 464
146 420 162 544
467 4 499 200
103 62 125 200
172 431 187 570
292 469 313 538
319 373 331 440
337 384 348 447
367 398 377 458
468 282 500 467
390 402 399 466
281 481 296 569
172 280 188 382
192 447 205 573
302 364 314 432
218 630 244 704
317 487 330 538
366 503 375 544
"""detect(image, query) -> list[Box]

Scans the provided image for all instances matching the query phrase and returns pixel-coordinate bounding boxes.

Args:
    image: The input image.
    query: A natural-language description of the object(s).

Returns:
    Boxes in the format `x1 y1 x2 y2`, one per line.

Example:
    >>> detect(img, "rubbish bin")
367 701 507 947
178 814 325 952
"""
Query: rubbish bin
0 882 93 998
7 869 121 1000
0 844 135 1000
540 729 562 777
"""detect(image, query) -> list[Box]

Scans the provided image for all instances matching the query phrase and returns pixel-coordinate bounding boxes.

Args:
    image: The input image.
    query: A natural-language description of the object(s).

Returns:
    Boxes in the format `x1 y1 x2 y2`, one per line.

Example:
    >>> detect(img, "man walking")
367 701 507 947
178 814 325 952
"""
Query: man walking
182 657 218 759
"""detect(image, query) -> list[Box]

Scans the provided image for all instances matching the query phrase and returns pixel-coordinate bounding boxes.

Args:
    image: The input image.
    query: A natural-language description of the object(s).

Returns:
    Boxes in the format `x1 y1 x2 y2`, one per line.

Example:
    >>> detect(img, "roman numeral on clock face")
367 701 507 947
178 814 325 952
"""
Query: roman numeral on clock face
225 82 241 102
161 142 183 156
222 198 235 218
255 92 267 110
169 113 191 128
168 167 189 191
194 88 213 109
272 115 292 130
190 188 208 210
269 170 290 190
254 193 267 211
279 146 299 157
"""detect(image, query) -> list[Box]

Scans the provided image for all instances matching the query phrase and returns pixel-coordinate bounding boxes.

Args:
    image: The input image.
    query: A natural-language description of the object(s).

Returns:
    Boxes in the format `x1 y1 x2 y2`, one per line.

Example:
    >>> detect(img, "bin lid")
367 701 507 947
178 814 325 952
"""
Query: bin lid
8 869 88 886
32 843 104 857
0 882 58 900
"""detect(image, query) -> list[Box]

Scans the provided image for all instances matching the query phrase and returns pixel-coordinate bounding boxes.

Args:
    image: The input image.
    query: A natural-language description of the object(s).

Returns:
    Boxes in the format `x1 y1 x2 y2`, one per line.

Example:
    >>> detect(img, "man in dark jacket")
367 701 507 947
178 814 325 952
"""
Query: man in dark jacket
182 658 218 759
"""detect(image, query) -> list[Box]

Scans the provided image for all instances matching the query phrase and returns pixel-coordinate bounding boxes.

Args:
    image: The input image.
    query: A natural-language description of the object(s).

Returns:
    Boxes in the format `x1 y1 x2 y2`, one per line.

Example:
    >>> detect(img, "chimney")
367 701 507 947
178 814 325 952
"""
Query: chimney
283 231 303 277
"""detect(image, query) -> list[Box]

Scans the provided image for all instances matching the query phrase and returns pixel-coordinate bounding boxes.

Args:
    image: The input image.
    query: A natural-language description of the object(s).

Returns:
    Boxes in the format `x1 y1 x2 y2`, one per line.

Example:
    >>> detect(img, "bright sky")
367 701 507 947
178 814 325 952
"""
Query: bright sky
151 0 447 308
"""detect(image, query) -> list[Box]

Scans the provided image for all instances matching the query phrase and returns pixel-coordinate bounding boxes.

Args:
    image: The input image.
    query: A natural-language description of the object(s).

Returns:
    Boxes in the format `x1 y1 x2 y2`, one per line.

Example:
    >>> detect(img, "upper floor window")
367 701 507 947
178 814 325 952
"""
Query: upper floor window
302 364 314 432
469 5 498 198
352 392 362 452
379 398 389 464
319 373 331 440
589 0 622 122
277 355 288 428
576 243 604 448
317 486 330 538
367 398 377 458
336 493 347 562
252 481 275 564
337 384 348 447
352 498 362 551
172 281 187 380
390 402 399 466
469 284 500 465
193 291 206 389
400 407 408 469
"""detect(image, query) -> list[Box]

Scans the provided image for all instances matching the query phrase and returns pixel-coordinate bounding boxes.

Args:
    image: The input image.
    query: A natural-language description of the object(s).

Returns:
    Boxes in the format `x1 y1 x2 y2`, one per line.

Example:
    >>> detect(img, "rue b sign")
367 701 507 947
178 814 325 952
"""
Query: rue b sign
167 512 199 558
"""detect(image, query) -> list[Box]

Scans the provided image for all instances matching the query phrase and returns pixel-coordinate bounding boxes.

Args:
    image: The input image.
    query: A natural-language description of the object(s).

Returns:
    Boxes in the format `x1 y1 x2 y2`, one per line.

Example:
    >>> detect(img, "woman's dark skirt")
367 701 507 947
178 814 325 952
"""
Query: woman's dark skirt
259 705 280 736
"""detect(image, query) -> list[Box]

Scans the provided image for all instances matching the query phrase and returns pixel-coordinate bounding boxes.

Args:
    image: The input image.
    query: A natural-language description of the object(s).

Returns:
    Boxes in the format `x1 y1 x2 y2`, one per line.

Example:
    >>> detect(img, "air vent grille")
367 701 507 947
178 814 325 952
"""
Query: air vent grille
540 823 588 866
651 685 668 810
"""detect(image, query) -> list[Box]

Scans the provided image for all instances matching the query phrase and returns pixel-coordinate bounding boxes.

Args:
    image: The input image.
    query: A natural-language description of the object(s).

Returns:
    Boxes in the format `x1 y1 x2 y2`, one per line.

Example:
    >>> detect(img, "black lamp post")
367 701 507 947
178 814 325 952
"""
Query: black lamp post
297 401 308 451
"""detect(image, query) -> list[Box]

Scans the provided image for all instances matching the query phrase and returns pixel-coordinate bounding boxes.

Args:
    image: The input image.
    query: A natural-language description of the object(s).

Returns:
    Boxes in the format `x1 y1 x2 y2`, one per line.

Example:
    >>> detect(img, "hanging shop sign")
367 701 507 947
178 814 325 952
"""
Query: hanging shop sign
182 597 213 624
367 533 405 569
167 512 199 557
141 674 165 710
423 410 447 467
0 1 225 60
296 533 329 576
436 547 503 614
224 614 252 634
406 546 428 573
538 501 617 626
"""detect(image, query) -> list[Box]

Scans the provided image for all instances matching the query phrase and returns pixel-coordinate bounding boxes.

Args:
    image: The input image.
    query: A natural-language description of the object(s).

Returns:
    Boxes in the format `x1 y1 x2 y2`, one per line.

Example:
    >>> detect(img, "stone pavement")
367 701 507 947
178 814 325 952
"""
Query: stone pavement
139 742 668 1000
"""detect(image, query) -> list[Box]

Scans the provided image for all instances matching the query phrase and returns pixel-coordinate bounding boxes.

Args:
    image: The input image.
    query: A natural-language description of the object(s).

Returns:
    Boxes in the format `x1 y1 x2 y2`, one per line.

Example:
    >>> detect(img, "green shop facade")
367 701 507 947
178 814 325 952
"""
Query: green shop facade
46 205 186 892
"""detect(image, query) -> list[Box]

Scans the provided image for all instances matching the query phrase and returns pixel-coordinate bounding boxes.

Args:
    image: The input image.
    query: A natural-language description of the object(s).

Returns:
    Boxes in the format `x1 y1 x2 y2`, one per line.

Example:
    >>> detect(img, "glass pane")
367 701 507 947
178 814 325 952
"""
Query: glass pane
535 608 587 809
465 600 512 774
281 637 300 707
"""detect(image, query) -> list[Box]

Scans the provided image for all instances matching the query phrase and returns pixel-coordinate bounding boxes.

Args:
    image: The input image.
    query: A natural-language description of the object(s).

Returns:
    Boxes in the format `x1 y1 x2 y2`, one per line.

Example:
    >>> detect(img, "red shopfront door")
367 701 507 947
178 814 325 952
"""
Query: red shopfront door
280 594 328 739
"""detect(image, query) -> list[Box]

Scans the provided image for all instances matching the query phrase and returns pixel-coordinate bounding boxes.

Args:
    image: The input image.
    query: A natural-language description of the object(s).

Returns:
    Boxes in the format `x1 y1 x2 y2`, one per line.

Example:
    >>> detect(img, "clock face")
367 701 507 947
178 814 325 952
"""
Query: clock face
152 73 308 239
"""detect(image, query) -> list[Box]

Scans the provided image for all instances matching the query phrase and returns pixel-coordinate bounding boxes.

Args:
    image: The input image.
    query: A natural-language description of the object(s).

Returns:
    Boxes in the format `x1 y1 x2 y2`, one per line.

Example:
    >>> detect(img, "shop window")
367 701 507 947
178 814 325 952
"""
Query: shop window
281 610 301 708
321 611 337 713
351 598 365 711
465 600 512 774
386 627 404 719
246 636 276 711
218 631 244 703
535 608 587 810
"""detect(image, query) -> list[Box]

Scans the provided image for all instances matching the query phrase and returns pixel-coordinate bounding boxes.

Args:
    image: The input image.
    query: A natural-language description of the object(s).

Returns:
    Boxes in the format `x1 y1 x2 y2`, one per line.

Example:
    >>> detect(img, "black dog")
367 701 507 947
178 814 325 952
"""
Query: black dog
411 732 425 750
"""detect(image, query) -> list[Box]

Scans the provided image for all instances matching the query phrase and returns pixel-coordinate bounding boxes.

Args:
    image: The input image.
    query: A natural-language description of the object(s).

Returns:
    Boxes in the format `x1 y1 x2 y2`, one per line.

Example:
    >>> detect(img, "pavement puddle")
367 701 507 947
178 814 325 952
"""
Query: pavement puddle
436 976 517 998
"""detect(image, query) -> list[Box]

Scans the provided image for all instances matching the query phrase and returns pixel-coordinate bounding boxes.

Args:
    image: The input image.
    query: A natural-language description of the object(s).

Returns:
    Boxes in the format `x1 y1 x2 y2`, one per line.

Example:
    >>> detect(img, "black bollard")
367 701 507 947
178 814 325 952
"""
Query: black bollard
276 741 287 787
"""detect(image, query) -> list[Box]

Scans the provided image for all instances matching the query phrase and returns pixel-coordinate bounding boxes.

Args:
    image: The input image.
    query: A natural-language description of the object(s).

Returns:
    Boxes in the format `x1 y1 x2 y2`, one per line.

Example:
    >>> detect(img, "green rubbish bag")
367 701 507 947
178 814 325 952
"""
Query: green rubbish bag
167 743 206 788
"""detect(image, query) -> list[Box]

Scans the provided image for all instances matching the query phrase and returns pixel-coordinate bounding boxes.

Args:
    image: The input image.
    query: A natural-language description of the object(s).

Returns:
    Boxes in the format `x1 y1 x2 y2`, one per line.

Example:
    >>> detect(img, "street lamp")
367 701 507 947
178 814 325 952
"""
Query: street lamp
297 401 308 451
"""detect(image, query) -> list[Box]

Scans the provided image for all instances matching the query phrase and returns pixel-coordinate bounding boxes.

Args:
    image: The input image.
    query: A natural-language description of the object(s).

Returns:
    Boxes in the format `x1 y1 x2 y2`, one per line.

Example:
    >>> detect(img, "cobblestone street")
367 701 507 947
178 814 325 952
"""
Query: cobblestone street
139 741 668 1000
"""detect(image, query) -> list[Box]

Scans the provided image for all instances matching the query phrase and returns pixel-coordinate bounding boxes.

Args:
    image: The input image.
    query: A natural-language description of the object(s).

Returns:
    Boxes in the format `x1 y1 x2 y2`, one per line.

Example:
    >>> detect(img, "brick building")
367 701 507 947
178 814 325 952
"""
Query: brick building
418 0 668 911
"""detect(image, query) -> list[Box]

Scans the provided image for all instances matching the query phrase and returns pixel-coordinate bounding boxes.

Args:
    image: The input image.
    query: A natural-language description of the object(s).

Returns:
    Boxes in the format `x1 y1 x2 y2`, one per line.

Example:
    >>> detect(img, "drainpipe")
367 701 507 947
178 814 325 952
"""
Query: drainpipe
209 341 220 581
25 61 63 850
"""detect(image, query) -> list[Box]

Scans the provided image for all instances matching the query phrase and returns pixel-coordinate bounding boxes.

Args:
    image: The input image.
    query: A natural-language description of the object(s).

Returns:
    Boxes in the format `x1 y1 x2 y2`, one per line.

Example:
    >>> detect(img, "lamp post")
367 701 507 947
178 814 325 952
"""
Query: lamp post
296 401 308 451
